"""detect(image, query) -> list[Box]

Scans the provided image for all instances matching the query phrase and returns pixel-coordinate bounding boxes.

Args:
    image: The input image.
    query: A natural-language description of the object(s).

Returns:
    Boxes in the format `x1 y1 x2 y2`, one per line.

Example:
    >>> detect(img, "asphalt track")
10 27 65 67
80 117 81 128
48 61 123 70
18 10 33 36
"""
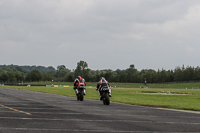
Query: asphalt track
0 88 200 133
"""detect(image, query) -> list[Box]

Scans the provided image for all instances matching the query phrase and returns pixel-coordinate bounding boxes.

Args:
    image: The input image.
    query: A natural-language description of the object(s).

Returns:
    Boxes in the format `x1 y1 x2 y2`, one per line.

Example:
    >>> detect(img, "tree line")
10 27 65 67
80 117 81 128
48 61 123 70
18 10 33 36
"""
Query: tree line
0 61 200 84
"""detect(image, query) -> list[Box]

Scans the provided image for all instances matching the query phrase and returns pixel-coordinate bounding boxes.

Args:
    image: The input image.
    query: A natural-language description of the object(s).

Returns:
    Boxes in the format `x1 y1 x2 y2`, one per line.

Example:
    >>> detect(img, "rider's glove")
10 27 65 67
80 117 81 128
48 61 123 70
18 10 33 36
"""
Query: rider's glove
96 88 98 91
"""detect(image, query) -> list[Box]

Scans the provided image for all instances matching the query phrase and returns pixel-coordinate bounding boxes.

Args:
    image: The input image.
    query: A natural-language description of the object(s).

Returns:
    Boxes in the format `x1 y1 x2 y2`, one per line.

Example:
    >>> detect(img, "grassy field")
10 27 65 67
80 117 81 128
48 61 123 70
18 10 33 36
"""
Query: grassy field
1 84 200 112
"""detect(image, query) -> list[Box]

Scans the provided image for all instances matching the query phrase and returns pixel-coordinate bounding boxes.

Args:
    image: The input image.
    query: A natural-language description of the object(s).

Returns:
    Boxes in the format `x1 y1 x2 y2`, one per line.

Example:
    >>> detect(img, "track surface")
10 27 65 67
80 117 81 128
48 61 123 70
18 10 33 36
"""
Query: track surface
0 87 200 133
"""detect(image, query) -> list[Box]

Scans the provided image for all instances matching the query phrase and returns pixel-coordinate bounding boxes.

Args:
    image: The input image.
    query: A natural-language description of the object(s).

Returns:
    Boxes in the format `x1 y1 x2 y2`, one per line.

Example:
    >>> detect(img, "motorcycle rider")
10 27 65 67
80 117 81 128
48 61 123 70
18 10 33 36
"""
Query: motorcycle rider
74 76 86 95
96 77 111 100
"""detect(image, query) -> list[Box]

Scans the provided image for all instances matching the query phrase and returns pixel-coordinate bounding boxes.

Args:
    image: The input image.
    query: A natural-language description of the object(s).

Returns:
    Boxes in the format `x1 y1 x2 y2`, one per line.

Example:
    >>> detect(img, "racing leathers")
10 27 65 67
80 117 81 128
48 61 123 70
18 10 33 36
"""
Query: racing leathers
74 76 86 95
96 77 111 100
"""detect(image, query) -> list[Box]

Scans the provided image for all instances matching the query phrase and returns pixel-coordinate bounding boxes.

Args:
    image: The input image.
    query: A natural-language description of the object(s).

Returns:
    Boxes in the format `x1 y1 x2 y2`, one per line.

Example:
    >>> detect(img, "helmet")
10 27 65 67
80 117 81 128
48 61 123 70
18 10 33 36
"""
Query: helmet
77 76 82 81
100 77 105 81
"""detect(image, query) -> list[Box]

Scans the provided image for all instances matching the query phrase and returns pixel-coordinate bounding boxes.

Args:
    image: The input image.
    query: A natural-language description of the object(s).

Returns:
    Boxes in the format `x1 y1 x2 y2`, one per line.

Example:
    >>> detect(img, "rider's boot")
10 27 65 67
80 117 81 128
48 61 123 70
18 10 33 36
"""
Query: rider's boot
75 89 78 95
98 91 102 100
100 96 103 101
84 89 86 95
109 88 112 97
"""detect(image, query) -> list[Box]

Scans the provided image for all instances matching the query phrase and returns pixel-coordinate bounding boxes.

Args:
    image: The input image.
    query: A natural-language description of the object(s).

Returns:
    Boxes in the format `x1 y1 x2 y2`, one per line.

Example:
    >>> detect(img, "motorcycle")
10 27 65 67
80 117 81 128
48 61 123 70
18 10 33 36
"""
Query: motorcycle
76 84 85 101
100 86 110 105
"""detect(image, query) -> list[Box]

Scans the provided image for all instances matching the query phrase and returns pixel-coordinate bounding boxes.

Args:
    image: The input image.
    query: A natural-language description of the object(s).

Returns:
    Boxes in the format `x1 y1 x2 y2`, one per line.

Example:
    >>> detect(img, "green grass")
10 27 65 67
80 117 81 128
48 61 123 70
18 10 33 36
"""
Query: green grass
112 88 200 111
2 85 200 112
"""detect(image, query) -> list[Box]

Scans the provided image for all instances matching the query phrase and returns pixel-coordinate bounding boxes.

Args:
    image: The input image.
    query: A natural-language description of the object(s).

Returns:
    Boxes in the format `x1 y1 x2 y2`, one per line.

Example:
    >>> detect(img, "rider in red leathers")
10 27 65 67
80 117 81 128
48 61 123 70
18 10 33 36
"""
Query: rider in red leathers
74 76 86 95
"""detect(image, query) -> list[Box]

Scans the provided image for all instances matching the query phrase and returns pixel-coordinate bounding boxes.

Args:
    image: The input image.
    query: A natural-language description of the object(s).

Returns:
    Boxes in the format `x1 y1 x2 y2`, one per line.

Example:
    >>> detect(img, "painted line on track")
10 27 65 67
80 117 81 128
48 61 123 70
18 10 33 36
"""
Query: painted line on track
156 107 200 114
111 101 200 114
0 104 32 115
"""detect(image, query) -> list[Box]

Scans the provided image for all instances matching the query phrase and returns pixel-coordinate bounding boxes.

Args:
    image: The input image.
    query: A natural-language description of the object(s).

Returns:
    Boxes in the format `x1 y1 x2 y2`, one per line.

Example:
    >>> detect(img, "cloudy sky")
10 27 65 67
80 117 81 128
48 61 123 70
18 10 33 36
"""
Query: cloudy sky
1 0 200 71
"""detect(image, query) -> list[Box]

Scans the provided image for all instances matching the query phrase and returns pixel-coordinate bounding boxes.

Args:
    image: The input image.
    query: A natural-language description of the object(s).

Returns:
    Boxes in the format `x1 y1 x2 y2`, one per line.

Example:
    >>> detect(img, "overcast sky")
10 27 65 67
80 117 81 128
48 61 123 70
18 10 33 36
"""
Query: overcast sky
1 0 200 71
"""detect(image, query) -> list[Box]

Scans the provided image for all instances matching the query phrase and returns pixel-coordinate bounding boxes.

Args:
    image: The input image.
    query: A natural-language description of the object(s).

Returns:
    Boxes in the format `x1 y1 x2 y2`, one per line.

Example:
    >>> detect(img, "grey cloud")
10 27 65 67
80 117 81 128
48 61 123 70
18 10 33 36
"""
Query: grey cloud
1 0 200 70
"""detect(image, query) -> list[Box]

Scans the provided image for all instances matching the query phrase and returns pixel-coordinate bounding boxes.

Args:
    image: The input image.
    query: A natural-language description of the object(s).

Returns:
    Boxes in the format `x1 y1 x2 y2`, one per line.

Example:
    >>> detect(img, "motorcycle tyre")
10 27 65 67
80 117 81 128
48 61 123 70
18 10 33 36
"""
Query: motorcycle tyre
103 93 110 105
103 98 106 105
80 90 84 101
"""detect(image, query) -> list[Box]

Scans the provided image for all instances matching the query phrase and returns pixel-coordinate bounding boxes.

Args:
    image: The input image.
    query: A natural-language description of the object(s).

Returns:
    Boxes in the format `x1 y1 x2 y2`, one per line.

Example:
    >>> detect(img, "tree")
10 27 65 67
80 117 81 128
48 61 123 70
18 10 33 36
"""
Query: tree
15 72 25 83
1 72 9 83
119 70 128 82
182 66 194 81
193 66 200 80
168 70 174 82
43 73 54 81
47 66 55 71
57 65 66 71
7 71 17 83
174 66 183 82
126 64 139 83
140 69 156 83
160 69 168 82
26 69 42 82
55 69 70 78
65 72 75 82
74 60 89 79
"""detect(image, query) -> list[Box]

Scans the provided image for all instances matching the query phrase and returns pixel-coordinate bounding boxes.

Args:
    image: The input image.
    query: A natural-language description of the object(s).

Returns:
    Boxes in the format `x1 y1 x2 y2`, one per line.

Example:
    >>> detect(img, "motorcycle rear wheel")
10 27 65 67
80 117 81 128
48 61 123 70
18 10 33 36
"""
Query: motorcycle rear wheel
103 93 110 105
80 90 84 101
77 94 80 101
